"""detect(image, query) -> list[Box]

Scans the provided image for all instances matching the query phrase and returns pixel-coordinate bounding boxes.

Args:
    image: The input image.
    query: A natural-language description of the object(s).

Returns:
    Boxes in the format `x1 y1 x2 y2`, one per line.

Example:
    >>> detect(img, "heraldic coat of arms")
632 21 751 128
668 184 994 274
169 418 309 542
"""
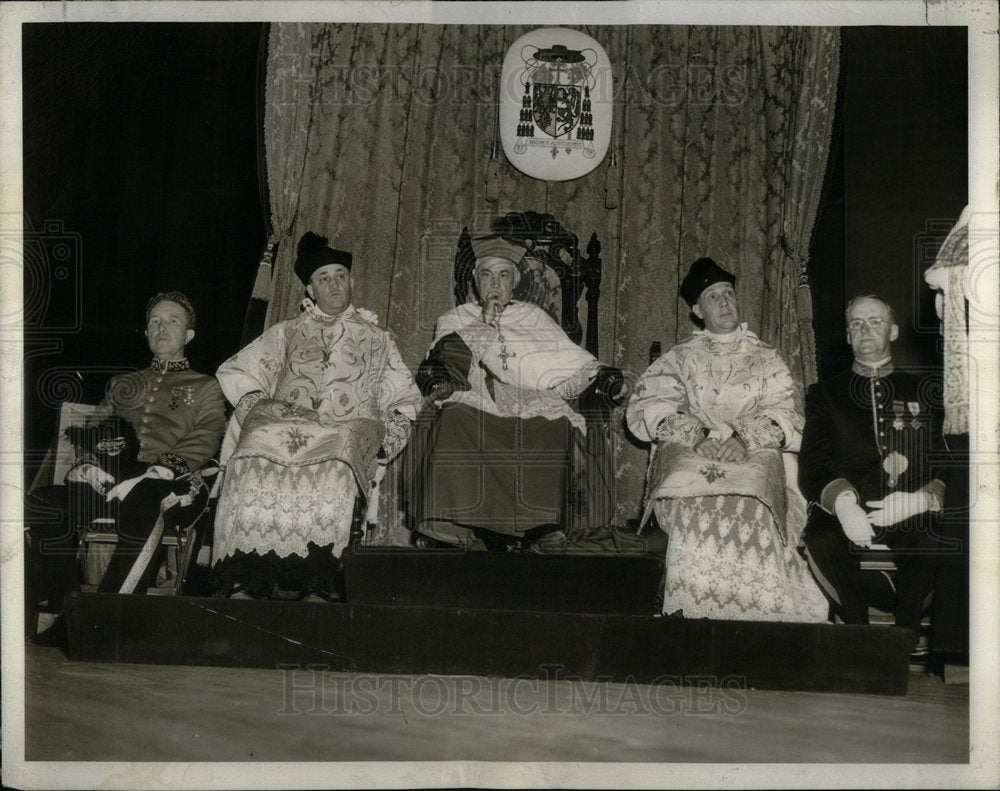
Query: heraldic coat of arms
515 43 597 159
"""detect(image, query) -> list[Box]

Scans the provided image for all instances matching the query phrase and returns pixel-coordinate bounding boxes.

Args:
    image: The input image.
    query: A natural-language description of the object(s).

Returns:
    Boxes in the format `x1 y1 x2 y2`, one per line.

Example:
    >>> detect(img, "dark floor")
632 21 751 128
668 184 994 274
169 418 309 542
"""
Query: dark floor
22 644 968 764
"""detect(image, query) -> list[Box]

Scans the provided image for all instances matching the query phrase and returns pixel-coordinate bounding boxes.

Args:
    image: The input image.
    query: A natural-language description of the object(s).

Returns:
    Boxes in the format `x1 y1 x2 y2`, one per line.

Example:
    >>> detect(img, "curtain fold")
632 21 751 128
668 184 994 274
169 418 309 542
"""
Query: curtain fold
763 27 840 389
262 23 840 539
261 22 323 327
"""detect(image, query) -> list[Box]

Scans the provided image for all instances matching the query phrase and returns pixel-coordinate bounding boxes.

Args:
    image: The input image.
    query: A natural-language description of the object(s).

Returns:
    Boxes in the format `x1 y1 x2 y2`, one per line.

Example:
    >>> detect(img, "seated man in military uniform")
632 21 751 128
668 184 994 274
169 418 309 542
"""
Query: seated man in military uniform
25 291 225 639
799 295 947 639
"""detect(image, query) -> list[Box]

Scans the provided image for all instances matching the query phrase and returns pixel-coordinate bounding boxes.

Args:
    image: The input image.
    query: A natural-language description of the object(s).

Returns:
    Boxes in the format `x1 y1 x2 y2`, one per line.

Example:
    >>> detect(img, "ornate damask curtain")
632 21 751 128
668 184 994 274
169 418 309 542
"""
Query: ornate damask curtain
262 24 840 538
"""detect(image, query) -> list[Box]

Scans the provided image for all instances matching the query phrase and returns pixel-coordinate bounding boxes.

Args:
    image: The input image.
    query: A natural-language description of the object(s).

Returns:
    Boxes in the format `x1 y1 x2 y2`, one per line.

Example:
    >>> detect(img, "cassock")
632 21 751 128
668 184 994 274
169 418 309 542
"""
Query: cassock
799 362 947 632
212 303 421 593
404 300 603 546
627 324 827 622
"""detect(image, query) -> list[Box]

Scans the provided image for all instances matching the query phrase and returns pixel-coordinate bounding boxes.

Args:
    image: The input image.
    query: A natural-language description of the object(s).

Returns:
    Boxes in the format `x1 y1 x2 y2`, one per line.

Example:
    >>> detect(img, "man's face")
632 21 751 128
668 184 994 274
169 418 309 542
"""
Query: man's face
474 258 518 305
307 264 352 316
847 297 898 363
693 281 740 334
145 299 194 361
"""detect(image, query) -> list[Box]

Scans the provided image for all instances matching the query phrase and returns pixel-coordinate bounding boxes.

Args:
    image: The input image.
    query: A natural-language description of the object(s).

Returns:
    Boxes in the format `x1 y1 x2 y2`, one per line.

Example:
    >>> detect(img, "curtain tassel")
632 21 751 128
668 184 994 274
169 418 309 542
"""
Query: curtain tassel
485 156 501 203
781 234 813 323
251 233 279 302
797 273 814 324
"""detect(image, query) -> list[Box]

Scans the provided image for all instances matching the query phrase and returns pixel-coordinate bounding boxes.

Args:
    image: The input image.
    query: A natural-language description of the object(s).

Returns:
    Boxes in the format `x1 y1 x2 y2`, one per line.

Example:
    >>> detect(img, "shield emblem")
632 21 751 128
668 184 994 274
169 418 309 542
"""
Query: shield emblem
532 83 581 138
500 28 612 181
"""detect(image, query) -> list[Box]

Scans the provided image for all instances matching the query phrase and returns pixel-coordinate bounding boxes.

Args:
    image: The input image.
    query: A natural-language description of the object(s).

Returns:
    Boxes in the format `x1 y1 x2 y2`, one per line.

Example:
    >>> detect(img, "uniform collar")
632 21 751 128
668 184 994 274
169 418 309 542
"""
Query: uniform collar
150 357 190 373
852 356 893 378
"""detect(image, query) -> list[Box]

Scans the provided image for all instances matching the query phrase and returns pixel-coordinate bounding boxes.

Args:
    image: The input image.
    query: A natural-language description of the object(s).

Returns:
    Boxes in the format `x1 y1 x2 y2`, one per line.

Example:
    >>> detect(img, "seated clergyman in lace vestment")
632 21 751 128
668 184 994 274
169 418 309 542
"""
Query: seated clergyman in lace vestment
212 232 422 601
626 257 827 622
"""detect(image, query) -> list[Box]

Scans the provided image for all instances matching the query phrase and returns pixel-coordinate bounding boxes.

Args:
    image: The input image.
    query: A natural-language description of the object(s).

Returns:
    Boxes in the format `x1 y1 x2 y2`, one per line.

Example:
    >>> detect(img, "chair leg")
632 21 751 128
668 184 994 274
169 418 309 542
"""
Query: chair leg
174 525 197 596
348 492 368 549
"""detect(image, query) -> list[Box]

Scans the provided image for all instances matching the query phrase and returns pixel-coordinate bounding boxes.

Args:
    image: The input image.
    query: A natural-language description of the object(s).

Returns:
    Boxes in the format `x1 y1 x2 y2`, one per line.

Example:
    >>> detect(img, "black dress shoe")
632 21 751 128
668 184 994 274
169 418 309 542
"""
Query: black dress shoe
226 581 270 600
528 530 568 554
480 531 520 552
298 584 339 603
298 573 341 603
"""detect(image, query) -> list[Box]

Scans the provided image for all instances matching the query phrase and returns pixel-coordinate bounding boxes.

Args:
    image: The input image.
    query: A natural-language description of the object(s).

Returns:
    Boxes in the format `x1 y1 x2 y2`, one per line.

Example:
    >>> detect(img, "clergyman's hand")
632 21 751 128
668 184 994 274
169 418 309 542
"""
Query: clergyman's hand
717 435 749 463
833 491 875 547
427 382 455 405
693 437 720 459
481 298 503 327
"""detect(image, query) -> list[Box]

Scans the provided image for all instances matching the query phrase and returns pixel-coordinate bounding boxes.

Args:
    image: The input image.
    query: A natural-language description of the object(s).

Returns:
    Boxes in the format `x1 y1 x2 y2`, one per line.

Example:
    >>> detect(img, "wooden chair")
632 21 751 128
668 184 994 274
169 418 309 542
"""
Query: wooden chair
32 402 214 596
445 211 624 538
403 211 624 551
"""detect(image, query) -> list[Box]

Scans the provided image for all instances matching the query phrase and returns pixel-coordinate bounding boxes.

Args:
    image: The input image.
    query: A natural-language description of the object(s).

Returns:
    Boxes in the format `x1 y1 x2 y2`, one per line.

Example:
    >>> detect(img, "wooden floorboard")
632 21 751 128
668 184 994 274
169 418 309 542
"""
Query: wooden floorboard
24 645 968 764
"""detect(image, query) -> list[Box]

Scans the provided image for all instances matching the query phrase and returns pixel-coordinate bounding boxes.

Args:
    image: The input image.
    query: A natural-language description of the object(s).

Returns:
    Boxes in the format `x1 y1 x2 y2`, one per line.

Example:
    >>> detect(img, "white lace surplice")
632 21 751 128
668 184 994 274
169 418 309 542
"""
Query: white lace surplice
213 304 421 560
627 324 827 622
213 455 356 561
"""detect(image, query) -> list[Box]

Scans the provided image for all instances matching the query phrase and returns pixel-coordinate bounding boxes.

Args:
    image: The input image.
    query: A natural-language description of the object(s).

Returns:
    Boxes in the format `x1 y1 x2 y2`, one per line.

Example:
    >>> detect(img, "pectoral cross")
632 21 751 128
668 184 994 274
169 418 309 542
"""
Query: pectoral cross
497 330 516 371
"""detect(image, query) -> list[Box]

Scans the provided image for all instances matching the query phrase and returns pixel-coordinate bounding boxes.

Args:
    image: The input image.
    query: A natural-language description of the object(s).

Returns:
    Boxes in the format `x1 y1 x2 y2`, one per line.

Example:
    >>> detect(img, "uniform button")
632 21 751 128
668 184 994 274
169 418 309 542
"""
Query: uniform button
143 417 150 423
148 396 155 403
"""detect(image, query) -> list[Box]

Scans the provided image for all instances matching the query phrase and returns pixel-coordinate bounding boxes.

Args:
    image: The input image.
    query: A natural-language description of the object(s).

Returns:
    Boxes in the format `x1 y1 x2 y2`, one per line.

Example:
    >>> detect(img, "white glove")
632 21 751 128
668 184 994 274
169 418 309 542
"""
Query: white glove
866 491 932 527
145 465 175 481
65 463 114 494
834 491 875 547
105 472 152 502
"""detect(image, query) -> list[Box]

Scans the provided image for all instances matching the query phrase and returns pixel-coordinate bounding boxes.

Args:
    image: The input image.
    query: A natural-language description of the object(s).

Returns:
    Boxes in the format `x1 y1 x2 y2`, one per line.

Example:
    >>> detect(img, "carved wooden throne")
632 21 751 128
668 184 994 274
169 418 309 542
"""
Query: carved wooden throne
449 211 623 539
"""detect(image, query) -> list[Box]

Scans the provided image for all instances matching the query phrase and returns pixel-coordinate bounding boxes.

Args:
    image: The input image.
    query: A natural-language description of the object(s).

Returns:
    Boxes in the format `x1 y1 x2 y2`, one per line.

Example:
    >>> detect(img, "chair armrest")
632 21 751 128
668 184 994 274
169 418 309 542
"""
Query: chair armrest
576 366 626 424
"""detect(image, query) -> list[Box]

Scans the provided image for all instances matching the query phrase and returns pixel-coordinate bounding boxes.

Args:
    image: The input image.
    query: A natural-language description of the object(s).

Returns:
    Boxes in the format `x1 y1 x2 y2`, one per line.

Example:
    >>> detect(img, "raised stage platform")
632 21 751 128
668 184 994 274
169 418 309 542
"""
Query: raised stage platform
64 548 915 696
343 547 666 614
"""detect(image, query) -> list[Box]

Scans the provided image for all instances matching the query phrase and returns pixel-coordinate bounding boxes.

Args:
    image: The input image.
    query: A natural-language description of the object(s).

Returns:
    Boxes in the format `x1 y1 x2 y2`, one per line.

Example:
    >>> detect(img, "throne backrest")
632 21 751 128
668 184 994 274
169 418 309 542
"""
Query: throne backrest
454 211 603 355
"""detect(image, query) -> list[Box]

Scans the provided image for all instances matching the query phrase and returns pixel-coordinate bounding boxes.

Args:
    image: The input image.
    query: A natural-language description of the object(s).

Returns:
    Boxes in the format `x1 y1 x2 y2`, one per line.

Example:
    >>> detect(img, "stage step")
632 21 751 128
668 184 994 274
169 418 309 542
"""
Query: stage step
343 547 665 615
63 593 914 696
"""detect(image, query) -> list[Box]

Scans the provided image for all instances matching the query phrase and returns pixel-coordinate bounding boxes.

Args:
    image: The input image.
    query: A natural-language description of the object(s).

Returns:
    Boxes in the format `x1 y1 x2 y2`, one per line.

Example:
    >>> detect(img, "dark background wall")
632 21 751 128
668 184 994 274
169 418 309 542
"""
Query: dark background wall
23 23 266 476
22 23 968 480
809 26 968 377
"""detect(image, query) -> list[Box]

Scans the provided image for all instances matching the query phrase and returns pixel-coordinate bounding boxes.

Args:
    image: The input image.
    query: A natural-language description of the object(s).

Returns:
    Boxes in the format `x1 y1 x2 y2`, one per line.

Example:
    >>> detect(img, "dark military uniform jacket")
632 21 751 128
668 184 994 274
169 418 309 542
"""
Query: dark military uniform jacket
799 360 946 514
99 358 226 477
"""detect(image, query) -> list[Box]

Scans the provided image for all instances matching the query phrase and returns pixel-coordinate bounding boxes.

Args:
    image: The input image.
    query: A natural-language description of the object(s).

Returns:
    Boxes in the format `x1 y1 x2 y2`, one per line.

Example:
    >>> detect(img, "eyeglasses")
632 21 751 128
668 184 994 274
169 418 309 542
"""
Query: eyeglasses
847 317 887 332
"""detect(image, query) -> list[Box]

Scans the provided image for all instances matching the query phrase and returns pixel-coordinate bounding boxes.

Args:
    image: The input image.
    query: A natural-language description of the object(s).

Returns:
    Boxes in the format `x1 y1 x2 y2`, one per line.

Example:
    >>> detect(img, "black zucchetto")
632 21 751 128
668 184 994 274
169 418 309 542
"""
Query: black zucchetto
294 232 352 285
680 257 736 307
